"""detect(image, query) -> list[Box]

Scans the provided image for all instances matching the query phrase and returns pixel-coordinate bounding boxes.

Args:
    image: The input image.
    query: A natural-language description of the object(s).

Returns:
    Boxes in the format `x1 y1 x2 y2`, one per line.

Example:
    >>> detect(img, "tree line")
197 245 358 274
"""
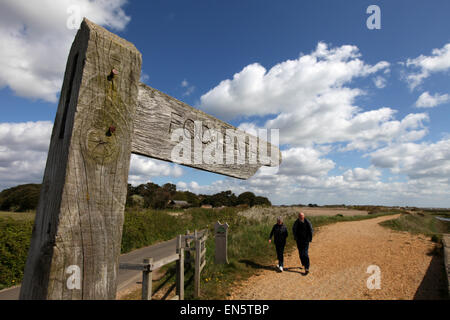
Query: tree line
125 182 271 209
0 182 271 212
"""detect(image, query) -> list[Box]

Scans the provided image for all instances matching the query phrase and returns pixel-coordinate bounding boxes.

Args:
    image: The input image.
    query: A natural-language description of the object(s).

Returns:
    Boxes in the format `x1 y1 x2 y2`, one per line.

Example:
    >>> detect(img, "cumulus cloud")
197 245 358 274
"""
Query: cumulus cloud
343 166 381 182
199 42 427 151
276 147 335 178
405 43 450 90
415 91 450 108
0 0 131 102
369 138 450 181
0 121 52 188
200 42 390 120
128 155 184 186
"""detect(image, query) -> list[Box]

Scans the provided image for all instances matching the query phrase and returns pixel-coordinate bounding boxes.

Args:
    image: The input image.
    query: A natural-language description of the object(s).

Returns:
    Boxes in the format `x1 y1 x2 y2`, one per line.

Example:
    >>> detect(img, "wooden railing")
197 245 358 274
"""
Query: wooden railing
119 229 208 300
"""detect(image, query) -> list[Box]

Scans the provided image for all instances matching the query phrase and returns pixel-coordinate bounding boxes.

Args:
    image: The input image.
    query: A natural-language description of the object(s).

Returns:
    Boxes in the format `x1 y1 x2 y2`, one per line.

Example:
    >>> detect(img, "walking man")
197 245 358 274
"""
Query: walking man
268 216 288 272
292 212 313 275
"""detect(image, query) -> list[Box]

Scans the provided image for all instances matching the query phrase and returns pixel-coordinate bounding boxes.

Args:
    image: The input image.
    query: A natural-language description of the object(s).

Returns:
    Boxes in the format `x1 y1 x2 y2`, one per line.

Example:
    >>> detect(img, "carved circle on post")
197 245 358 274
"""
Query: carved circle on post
85 126 119 164
81 73 127 165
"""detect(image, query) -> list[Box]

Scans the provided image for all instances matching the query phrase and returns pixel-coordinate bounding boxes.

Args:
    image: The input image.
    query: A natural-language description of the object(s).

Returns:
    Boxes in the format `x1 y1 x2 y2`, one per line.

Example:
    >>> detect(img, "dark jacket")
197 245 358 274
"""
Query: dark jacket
292 218 313 243
269 223 288 244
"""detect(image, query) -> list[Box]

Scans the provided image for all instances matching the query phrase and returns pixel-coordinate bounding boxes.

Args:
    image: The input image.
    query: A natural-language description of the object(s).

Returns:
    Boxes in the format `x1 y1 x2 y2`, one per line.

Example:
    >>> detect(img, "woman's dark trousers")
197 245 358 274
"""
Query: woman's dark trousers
275 241 285 267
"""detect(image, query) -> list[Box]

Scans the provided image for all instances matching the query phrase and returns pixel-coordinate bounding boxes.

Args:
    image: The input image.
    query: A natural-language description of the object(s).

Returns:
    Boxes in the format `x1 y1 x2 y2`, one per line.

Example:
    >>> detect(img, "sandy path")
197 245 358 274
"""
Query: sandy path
229 215 445 300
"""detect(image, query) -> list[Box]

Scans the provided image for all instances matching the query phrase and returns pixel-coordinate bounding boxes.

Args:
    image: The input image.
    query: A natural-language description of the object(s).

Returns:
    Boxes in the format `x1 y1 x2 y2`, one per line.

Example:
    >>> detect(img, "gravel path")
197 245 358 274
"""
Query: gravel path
229 215 445 300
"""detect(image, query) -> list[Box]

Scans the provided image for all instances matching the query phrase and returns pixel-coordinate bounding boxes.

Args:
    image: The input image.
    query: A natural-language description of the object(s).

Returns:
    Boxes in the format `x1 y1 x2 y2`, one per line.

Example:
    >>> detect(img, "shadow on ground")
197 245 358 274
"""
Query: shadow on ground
413 246 448 300
238 259 308 275
239 259 275 271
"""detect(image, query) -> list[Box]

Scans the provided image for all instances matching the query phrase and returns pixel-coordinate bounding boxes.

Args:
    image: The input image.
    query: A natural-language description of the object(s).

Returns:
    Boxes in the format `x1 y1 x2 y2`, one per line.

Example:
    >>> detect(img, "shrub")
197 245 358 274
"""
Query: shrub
0 184 41 212
0 218 33 289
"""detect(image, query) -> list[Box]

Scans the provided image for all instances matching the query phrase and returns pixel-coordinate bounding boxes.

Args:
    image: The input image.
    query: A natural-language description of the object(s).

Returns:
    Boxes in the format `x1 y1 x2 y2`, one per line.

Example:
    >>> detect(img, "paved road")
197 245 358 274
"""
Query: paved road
0 230 206 300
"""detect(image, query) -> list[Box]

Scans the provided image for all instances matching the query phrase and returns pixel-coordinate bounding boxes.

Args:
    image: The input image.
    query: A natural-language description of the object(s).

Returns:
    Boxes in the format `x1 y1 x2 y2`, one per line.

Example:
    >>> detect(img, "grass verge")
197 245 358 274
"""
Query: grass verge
380 210 450 243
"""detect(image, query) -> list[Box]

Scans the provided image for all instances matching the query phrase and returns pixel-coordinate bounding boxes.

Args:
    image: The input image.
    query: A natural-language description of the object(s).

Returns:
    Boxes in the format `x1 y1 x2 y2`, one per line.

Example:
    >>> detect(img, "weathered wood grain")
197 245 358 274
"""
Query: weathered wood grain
19 18 142 300
132 83 282 179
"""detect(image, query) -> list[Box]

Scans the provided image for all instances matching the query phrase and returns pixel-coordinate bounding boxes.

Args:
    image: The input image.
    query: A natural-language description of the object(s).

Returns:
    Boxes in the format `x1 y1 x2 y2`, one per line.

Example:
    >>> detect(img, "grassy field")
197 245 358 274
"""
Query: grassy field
0 211 35 221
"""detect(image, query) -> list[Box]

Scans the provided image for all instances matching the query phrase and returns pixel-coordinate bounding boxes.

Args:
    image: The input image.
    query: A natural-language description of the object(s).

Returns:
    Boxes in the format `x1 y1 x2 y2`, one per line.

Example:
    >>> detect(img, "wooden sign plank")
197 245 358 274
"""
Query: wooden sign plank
132 83 281 179
19 18 142 300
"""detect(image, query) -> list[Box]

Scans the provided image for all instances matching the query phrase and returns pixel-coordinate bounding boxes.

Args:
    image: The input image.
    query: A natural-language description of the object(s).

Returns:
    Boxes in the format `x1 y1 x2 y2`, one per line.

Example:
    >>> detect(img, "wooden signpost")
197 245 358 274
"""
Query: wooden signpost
19 18 281 300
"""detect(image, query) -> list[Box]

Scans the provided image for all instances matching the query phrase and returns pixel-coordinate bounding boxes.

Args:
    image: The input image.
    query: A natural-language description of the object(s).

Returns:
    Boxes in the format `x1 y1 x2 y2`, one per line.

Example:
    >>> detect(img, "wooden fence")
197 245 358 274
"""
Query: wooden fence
119 229 207 300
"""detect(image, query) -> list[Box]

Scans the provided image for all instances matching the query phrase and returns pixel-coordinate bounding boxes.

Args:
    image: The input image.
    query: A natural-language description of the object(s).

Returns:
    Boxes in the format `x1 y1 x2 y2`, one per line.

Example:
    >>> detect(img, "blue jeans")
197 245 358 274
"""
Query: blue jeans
296 241 310 269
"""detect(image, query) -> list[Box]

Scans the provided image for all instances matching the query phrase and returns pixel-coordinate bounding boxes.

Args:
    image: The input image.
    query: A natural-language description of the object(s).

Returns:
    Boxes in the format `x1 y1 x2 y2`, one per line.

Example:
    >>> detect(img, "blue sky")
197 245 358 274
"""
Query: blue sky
0 0 449 207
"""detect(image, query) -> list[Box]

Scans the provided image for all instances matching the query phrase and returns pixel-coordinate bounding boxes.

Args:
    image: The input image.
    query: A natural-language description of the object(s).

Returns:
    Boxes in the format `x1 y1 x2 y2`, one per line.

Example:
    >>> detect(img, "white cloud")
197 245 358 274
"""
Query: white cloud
415 91 450 108
0 0 131 102
405 43 450 90
276 147 335 178
369 139 450 181
173 137 450 207
343 166 381 182
199 42 390 121
128 155 184 186
0 121 52 188
199 42 427 151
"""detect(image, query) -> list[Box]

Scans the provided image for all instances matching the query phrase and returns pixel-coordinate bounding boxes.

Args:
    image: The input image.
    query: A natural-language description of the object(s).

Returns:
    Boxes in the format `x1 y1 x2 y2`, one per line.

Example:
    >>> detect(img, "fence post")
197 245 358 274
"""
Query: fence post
187 230 191 264
142 258 153 300
176 235 184 300
194 238 201 298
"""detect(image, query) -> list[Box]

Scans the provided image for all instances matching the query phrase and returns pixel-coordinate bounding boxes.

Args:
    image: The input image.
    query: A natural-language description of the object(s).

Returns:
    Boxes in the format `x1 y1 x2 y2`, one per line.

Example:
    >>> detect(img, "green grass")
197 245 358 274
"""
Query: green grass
0 211 35 221
0 217 34 290
380 211 450 242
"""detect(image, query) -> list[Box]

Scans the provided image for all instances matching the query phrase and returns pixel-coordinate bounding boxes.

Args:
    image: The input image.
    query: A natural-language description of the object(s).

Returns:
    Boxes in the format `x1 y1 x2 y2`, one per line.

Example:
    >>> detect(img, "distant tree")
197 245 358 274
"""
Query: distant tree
150 188 170 209
185 191 200 207
237 191 256 207
0 184 41 212
254 196 271 206
162 183 177 196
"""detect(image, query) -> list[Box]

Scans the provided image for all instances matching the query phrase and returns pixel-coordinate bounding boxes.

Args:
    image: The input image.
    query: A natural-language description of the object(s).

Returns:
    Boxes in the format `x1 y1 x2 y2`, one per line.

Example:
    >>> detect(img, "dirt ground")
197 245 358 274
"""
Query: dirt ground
228 215 447 300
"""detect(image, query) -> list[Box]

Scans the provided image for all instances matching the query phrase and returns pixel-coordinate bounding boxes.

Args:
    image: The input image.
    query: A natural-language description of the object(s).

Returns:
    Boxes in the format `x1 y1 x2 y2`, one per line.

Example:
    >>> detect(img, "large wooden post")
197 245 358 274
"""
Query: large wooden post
19 18 142 299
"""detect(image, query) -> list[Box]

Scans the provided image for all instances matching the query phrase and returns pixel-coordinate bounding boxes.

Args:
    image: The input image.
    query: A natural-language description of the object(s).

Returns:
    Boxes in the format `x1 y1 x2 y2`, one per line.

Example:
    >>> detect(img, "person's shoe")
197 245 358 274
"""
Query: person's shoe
276 264 279 269
280 266 283 272
304 269 309 275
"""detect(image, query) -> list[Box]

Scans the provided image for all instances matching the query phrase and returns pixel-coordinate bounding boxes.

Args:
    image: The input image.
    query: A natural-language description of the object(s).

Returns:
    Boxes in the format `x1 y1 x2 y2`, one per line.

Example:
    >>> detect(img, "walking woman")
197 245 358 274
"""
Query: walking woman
268 216 288 271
